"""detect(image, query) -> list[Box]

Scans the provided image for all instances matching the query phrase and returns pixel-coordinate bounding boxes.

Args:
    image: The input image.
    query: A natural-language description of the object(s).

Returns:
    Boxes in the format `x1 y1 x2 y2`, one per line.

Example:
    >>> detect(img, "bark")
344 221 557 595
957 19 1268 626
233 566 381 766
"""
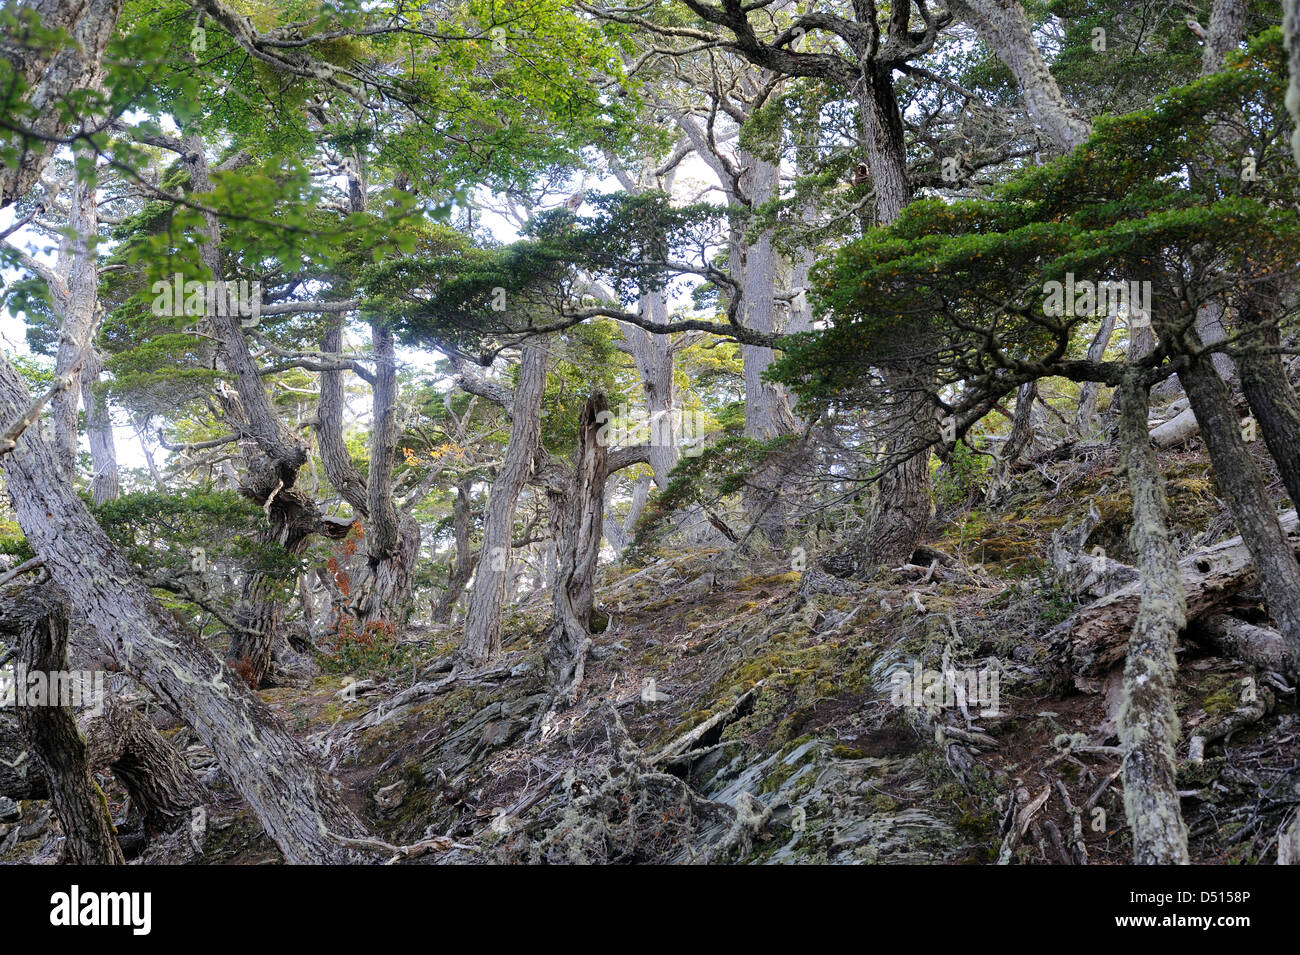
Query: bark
8 584 124 864
1201 0 1249 74
738 151 798 545
1288 0 1300 170
544 394 610 704
1075 314 1115 432
1114 373 1190 865
0 0 124 208
1054 509 1300 682
50 158 100 480
1002 381 1037 465
946 0 1091 151
461 343 548 664
1233 287 1300 512
1191 614 1299 680
818 65 935 573
623 299 679 488
0 691 207 835
1177 353 1300 653
316 316 369 514
352 324 419 627
432 478 478 623
0 355 374 862
80 692 207 834
81 350 119 504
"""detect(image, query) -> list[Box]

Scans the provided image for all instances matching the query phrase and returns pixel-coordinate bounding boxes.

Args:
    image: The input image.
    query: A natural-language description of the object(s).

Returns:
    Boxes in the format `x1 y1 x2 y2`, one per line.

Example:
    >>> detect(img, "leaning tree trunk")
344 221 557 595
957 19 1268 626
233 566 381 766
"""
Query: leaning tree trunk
8 584 124 864
1234 284 1300 512
0 356 374 862
461 343 548 664
946 0 1091 152
1176 349 1300 654
1114 372 1190 864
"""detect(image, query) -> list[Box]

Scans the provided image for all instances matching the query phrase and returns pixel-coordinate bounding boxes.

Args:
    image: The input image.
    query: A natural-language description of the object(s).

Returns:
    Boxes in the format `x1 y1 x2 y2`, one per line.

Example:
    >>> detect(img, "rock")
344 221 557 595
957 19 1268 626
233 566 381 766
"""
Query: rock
0 796 19 822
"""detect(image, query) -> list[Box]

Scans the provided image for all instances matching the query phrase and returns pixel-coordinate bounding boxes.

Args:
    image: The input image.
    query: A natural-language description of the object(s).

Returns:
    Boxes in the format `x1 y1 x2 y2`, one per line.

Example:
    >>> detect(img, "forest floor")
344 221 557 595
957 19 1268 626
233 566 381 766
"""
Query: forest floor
4 401 1299 864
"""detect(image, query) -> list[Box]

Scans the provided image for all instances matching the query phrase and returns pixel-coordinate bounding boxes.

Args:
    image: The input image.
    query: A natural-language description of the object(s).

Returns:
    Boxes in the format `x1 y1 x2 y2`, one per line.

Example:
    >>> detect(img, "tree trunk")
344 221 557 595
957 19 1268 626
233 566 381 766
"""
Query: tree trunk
821 66 935 572
1114 373 1190 865
1234 286 1300 512
1287 0 1300 170
1076 314 1116 432
0 0 124 209
946 0 1091 151
544 394 610 703
81 692 207 835
50 158 100 480
431 478 476 623
738 151 798 546
1201 0 1249 74
1177 352 1300 654
351 324 419 627
461 343 548 664
0 355 374 862
81 350 119 504
9 584 125 864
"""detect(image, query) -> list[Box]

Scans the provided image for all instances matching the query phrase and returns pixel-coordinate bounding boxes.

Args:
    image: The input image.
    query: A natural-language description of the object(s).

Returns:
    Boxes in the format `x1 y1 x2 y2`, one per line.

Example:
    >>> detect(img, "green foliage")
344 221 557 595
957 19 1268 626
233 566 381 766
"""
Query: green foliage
91 488 302 594
772 30 1300 424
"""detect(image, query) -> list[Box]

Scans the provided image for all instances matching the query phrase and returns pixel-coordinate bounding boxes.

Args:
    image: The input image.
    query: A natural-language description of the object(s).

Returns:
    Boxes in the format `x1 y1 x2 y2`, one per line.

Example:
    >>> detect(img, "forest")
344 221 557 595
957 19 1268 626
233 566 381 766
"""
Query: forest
0 0 1298 872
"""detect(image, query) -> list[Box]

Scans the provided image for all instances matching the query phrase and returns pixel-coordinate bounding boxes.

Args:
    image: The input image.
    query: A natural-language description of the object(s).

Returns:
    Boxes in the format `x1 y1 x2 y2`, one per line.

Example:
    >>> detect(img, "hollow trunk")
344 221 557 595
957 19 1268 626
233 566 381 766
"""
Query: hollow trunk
1114 373 1190 865
461 343 548 664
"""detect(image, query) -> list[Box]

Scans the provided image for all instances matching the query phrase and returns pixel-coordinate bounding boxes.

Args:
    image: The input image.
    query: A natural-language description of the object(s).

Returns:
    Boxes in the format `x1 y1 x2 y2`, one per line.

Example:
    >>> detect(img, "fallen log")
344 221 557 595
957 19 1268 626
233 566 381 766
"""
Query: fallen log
1050 510 1300 686
1190 614 1299 680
